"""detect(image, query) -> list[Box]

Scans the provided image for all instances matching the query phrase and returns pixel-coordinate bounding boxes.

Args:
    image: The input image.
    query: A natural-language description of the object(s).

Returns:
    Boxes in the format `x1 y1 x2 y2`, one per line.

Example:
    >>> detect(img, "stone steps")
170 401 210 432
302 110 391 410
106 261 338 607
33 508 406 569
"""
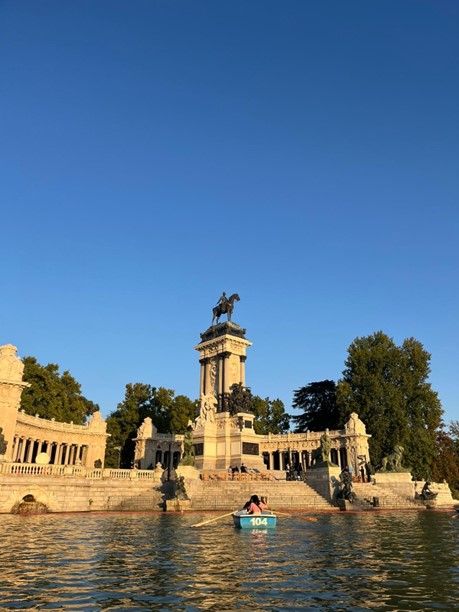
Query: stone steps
186 479 335 511
352 483 421 509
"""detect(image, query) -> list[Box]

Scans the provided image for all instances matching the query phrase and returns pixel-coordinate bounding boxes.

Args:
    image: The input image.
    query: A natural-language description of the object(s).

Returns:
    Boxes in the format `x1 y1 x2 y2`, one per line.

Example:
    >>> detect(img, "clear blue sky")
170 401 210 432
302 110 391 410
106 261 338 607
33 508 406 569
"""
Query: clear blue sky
2 1 458 425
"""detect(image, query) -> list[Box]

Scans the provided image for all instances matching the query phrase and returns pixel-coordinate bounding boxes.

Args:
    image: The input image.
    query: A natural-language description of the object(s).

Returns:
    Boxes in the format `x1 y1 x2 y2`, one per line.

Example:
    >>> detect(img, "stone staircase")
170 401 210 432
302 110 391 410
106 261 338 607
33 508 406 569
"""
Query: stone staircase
352 482 421 509
185 479 335 511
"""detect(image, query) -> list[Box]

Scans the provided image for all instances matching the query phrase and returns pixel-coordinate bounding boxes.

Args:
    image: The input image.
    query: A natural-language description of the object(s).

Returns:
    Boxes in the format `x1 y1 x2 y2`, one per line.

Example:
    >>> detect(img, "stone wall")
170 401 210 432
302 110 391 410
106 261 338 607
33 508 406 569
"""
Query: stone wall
0 466 165 513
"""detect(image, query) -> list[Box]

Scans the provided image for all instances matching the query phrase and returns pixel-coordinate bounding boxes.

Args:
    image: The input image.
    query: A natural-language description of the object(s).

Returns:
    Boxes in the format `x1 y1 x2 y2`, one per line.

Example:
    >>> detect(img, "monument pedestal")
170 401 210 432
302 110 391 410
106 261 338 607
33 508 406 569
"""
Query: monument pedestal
373 471 414 498
192 320 265 471
192 411 265 471
306 465 342 502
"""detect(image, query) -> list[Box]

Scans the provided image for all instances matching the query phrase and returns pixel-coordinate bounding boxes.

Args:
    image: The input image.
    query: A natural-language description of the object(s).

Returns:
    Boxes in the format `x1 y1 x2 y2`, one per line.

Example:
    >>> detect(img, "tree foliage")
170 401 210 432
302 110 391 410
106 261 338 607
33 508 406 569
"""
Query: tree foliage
336 331 443 479
105 383 196 468
251 396 290 435
431 428 459 498
291 380 340 432
20 356 98 425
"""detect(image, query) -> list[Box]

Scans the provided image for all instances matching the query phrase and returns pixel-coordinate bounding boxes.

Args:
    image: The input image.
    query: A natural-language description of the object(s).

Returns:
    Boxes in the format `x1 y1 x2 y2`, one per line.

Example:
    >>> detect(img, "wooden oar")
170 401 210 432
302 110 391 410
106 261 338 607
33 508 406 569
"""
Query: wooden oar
275 511 318 523
192 510 237 528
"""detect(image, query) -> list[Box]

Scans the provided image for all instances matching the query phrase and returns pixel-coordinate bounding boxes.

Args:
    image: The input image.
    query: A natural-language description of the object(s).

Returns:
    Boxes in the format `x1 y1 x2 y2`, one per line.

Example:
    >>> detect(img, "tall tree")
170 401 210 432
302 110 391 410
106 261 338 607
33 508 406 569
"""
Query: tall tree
431 428 459 498
105 383 196 468
291 380 339 432
336 331 442 478
251 396 290 435
169 395 199 434
105 383 155 468
20 356 98 425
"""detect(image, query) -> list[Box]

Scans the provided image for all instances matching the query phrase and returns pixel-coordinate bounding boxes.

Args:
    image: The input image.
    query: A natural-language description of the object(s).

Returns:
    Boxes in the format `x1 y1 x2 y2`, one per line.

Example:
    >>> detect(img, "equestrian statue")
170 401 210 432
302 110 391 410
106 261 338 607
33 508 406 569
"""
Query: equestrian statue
211 292 240 326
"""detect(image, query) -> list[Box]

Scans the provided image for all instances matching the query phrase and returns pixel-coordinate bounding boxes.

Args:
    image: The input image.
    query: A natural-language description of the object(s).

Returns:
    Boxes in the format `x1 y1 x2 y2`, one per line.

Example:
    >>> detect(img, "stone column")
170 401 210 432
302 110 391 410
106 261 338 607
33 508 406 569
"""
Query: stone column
240 356 246 386
223 353 230 395
26 440 34 463
12 437 18 461
18 438 27 463
199 359 205 396
204 360 210 396
218 355 224 397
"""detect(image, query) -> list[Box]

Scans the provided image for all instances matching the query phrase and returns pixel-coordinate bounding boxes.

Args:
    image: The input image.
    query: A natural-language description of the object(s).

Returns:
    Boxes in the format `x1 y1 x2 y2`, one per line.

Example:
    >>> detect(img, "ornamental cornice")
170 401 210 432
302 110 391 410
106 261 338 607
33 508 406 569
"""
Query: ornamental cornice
0 378 30 389
16 411 107 435
195 336 252 355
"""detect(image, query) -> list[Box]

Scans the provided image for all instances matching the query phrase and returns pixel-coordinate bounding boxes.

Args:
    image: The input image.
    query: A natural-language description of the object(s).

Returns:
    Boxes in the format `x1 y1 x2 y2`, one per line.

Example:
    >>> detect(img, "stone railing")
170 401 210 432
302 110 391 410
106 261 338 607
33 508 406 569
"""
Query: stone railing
201 470 274 482
16 411 104 433
0 463 161 480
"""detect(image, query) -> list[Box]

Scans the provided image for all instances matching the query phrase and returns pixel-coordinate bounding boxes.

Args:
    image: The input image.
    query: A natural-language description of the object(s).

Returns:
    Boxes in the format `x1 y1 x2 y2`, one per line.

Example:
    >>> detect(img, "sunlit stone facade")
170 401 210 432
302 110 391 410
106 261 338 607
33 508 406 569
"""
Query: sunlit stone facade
0 345 109 467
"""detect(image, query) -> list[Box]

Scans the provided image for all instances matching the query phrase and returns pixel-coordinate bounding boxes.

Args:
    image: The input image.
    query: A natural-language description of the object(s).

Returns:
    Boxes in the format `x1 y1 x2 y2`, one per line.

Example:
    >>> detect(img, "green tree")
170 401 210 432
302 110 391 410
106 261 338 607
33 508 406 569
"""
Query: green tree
431 429 459 498
448 420 459 453
169 395 198 434
20 356 98 425
251 396 290 435
105 383 155 468
105 383 196 468
291 380 339 432
336 332 443 479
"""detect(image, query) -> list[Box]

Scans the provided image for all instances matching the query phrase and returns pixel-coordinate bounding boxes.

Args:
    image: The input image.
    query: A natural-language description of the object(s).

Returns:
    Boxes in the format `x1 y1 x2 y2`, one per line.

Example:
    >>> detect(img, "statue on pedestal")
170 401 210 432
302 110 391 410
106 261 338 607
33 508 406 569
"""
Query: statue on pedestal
179 422 196 467
379 445 405 472
228 383 253 416
338 467 356 503
211 292 240 326
311 429 332 466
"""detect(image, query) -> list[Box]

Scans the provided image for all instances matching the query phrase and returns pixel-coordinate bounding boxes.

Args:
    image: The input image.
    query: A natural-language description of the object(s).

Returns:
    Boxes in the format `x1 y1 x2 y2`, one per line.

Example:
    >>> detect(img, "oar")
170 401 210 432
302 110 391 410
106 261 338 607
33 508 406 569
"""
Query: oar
192 510 237 528
275 511 318 523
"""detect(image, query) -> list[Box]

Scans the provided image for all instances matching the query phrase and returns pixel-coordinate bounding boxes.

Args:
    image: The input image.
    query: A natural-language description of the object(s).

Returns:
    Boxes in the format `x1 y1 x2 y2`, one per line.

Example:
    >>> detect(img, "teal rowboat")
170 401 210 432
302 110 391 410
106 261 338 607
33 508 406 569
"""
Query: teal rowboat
232 510 277 529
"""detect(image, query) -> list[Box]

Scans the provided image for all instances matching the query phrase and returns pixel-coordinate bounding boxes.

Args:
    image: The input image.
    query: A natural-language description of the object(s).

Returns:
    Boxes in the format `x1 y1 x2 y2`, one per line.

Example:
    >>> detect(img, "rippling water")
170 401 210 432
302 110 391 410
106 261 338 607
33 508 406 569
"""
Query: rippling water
0 510 458 611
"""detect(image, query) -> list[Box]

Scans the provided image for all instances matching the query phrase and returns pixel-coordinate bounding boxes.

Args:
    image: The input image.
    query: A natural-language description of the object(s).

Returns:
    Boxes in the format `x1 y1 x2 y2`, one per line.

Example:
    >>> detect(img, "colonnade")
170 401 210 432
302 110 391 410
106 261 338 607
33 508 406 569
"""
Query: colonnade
12 436 89 466
262 447 350 472
154 449 181 471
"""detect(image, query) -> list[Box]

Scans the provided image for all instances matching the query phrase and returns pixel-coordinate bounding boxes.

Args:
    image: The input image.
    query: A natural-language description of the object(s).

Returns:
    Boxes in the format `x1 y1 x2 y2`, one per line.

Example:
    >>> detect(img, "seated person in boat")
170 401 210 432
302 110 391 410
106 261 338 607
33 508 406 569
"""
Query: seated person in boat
244 494 267 514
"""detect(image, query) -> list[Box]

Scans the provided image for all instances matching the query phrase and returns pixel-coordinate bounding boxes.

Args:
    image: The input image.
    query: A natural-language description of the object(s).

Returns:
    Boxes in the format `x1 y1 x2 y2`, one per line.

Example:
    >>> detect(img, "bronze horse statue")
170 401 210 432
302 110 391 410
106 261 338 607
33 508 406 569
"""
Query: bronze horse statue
212 293 240 326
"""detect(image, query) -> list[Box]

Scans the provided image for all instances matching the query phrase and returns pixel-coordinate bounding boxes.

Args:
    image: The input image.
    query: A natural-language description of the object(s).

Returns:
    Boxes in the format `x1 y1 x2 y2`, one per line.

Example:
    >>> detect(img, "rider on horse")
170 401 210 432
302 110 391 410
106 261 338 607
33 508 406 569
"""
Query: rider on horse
216 292 229 313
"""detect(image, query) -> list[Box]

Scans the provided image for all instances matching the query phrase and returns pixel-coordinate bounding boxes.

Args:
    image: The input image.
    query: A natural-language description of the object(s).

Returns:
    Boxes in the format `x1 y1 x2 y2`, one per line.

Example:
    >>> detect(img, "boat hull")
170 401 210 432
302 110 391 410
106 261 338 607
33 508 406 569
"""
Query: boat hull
232 511 277 529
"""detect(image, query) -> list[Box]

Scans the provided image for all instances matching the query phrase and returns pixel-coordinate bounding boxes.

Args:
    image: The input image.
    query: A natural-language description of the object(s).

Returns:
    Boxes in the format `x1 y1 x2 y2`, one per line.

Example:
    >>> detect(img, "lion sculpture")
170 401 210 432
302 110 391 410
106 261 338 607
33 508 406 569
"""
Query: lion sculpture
380 445 404 471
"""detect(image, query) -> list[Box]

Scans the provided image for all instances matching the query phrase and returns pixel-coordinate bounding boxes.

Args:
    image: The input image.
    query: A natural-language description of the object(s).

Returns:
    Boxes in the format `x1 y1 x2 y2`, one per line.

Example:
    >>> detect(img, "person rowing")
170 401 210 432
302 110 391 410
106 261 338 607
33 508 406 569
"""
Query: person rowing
243 494 266 514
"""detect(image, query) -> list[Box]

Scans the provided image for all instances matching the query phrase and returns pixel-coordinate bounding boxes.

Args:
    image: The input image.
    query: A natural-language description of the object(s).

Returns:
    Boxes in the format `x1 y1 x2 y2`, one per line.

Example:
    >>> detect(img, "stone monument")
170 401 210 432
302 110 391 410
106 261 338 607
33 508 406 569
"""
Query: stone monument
0 345 30 461
192 293 264 471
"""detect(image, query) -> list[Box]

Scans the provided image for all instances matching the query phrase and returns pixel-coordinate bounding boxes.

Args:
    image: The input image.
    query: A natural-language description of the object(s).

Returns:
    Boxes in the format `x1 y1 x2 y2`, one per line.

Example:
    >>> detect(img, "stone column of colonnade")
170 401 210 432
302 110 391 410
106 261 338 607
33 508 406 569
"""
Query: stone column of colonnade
11 434 90 465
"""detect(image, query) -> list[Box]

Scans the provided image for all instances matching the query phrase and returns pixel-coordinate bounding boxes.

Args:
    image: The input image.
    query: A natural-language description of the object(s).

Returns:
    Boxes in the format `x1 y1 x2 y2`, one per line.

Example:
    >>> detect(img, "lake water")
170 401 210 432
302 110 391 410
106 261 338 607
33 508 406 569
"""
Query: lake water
0 510 458 611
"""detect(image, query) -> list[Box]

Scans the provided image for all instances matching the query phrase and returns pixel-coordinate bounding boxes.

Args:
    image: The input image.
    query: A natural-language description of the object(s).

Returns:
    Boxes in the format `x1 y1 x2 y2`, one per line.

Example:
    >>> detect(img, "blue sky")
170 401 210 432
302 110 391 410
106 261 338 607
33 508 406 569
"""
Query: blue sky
2 1 458 425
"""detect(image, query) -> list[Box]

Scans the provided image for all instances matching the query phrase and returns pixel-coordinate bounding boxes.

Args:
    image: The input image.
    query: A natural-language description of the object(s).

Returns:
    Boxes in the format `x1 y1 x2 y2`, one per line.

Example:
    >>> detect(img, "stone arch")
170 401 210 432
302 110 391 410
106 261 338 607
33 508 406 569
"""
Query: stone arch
1 485 60 514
